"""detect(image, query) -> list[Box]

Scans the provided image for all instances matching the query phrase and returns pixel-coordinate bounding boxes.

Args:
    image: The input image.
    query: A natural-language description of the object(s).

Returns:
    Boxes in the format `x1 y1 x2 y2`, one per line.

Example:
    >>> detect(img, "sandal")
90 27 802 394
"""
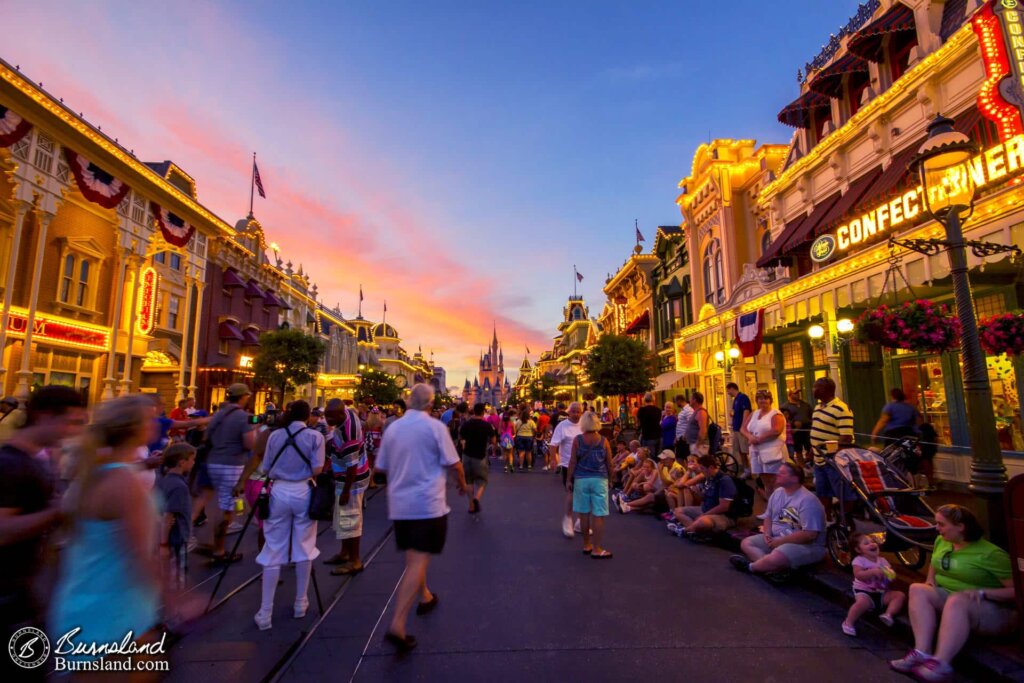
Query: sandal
384 631 417 653
331 562 364 576
207 552 243 566
591 550 613 559
582 547 593 555
323 553 350 566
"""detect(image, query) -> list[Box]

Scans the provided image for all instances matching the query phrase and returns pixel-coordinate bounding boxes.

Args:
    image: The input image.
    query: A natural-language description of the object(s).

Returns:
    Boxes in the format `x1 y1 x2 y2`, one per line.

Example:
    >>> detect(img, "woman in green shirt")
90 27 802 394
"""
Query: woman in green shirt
890 504 1017 681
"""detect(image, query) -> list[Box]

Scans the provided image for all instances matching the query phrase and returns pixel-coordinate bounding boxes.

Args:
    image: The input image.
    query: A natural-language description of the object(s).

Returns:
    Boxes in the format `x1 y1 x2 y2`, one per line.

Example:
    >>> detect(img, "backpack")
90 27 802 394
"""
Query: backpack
707 418 723 454
728 475 755 519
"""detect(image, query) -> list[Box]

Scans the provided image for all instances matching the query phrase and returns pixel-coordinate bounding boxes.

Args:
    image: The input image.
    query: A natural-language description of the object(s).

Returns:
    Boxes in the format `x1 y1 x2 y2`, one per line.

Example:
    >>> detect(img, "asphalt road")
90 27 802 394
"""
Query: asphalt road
271 464 913 683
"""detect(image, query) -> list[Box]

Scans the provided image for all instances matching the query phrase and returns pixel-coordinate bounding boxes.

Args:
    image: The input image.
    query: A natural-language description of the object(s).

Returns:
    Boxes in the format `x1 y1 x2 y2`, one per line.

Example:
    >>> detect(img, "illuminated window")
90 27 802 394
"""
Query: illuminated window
974 294 1005 319
58 252 96 309
702 239 725 305
167 295 180 329
781 341 803 371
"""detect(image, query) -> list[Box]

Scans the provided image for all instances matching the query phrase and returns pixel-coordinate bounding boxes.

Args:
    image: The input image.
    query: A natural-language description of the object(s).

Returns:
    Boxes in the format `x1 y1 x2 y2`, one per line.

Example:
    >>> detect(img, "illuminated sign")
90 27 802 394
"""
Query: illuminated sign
817 133 1024 259
5 310 109 350
810 235 836 263
239 355 254 369
974 0 1024 141
136 266 158 335
673 339 701 373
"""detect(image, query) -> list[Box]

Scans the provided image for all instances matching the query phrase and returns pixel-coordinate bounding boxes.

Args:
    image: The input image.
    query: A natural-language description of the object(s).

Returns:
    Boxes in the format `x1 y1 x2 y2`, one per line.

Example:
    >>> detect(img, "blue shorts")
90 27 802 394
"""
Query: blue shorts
514 436 534 452
572 477 609 516
813 464 856 501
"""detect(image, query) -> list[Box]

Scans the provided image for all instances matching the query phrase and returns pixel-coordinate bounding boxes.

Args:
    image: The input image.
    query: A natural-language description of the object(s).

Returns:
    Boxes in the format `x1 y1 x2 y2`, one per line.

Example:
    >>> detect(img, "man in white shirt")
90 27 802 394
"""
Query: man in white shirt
674 394 694 457
375 383 467 653
548 401 582 538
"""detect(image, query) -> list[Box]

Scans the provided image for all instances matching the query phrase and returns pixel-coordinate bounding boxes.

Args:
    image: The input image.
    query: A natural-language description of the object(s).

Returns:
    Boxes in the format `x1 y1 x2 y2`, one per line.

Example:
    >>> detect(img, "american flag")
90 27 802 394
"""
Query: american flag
359 285 364 302
576 270 584 282
635 220 644 243
253 161 266 198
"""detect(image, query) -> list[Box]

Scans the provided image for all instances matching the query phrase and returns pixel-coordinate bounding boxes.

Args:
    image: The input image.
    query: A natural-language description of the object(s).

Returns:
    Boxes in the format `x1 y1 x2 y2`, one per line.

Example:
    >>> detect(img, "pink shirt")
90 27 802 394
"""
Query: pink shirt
852 555 892 592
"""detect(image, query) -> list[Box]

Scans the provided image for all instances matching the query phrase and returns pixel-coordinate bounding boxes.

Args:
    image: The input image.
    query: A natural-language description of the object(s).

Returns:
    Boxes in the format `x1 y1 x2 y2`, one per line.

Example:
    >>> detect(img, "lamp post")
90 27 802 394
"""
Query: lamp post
900 115 1022 541
570 358 581 403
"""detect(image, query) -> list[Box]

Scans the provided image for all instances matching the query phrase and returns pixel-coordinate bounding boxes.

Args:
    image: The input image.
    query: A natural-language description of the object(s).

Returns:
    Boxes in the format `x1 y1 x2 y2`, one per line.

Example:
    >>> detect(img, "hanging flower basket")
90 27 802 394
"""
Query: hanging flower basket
854 299 961 353
979 311 1024 356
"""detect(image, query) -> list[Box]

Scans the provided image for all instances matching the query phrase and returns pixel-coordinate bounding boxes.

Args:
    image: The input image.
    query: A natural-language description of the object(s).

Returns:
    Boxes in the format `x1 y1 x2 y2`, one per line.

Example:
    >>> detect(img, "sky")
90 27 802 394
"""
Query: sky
5 0 865 385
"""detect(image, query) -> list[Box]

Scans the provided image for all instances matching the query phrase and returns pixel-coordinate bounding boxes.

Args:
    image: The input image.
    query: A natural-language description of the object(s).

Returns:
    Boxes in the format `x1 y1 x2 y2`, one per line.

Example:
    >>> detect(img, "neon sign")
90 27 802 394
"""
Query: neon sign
5 310 109 350
974 0 1024 141
136 266 158 335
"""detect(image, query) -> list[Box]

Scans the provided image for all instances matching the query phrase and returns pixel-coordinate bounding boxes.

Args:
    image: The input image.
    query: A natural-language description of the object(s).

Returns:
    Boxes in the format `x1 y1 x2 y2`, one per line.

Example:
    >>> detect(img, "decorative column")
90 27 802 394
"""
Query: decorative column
176 262 195 401
118 253 143 396
15 210 54 399
101 247 130 400
0 200 31 385
188 278 205 400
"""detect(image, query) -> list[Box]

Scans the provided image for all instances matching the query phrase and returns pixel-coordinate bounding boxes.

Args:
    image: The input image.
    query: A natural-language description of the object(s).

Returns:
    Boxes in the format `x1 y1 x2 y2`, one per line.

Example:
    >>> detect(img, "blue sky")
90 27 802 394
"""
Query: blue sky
7 0 866 382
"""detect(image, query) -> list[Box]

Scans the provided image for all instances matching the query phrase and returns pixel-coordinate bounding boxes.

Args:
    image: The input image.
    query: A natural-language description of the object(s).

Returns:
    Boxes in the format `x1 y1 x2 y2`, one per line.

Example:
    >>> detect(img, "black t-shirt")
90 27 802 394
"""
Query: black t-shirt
0 444 53 596
459 418 497 459
637 405 663 441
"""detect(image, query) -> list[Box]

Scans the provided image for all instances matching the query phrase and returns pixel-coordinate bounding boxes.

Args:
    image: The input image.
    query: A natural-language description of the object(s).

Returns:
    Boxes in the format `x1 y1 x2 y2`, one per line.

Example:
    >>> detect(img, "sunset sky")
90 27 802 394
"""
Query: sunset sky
6 1 863 384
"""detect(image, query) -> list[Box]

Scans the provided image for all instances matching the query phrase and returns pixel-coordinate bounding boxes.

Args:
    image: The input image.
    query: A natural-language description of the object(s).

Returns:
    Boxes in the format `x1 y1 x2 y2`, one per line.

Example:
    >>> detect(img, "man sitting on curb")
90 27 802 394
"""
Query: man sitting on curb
729 461 826 580
667 454 735 540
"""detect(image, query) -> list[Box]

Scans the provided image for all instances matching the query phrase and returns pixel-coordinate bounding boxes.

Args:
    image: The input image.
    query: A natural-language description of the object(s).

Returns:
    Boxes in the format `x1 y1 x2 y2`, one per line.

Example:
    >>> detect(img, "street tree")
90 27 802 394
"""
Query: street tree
529 374 560 403
252 328 327 406
585 334 654 398
357 367 401 406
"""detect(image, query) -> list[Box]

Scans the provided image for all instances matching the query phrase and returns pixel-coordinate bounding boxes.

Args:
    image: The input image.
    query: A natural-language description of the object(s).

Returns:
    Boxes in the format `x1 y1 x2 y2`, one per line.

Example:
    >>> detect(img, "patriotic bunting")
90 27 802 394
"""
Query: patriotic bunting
0 105 32 148
734 308 765 358
64 149 130 209
150 202 196 248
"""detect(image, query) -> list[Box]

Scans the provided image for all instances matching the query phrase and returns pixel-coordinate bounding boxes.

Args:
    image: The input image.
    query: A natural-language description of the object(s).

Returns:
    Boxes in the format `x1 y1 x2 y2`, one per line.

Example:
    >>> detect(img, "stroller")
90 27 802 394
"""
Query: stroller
821 444 937 570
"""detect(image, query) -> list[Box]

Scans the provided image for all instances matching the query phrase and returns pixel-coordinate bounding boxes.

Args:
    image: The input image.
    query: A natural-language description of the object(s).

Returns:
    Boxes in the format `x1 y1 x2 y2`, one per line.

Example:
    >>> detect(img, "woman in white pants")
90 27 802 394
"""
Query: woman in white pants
254 400 326 630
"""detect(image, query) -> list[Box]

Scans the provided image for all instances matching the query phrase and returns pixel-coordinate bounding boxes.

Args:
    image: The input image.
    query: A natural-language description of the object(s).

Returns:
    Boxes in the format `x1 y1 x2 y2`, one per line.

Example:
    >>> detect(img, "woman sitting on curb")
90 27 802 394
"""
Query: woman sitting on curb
890 504 1017 682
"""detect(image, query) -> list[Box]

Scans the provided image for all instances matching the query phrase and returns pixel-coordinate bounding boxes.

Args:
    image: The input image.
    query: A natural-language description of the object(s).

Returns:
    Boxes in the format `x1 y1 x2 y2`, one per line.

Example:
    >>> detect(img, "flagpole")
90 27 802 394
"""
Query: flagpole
249 152 256 218
383 301 387 325
573 265 577 298
635 219 639 249
358 284 362 319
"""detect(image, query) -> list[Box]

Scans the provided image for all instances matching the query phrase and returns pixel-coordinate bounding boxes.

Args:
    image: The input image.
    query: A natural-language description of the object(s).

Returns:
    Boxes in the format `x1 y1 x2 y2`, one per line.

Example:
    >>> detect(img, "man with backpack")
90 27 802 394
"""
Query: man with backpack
668 454 740 540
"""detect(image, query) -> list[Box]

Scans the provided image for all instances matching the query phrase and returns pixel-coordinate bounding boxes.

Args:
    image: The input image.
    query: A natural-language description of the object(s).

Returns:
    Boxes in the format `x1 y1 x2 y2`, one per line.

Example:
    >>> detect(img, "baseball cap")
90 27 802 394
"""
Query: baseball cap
226 383 251 398
658 449 676 461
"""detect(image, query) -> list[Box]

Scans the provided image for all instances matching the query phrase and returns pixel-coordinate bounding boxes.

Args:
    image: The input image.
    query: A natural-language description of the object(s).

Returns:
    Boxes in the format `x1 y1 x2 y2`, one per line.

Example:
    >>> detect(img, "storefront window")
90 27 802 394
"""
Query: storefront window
959 355 1022 453
896 356 951 445
811 343 827 367
781 341 802 370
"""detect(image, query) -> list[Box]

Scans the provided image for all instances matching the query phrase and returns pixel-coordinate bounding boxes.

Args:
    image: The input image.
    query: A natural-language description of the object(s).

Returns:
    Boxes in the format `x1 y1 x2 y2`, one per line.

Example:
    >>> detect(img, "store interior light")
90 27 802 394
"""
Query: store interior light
808 324 826 340
836 318 855 334
714 350 726 362
728 347 741 359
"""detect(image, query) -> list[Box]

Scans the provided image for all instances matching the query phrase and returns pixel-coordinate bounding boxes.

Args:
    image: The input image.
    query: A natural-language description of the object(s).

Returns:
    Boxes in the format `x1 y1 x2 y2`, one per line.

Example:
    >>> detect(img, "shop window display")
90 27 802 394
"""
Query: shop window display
960 355 1022 453
896 354 951 445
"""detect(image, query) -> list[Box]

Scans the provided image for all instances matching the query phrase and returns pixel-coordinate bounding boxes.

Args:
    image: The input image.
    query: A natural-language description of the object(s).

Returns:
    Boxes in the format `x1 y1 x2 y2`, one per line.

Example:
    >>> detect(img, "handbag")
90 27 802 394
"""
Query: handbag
285 426 334 521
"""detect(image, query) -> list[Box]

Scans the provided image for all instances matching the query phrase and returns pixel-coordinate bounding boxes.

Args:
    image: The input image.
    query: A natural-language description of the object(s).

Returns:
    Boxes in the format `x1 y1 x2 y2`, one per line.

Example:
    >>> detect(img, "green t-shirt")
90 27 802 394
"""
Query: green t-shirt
931 536 1012 593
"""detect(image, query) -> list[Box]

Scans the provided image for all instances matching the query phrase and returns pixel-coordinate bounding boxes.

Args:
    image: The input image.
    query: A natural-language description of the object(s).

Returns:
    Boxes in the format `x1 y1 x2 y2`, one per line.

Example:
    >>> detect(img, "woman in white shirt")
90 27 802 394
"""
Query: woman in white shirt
740 389 787 497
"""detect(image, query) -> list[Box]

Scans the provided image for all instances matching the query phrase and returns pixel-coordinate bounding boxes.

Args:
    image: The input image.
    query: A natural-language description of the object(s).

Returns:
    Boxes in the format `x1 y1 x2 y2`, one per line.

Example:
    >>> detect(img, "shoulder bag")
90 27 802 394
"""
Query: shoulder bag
286 427 334 521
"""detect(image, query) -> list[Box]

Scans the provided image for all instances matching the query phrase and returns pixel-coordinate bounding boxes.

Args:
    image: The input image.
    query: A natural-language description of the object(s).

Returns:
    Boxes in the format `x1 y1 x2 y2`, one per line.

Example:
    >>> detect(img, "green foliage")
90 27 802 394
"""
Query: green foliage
357 367 401 406
585 334 654 397
252 328 327 405
529 374 560 403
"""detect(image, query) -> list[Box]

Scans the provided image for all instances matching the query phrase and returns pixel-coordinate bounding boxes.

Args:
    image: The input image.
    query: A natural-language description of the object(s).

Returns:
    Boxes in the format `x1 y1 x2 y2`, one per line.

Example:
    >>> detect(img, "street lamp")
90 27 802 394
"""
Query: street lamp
900 114 1022 538
570 358 581 403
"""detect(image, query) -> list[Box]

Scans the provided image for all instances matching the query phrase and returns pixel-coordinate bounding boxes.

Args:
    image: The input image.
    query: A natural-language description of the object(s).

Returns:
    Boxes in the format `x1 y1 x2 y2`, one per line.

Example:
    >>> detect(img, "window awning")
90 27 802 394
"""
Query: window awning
757 213 808 268
653 371 685 392
777 90 831 129
808 53 870 98
623 310 650 335
218 320 243 341
244 280 265 299
221 268 245 288
241 327 262 346
757 193 841 268
263 290 291 309
848 3 916 63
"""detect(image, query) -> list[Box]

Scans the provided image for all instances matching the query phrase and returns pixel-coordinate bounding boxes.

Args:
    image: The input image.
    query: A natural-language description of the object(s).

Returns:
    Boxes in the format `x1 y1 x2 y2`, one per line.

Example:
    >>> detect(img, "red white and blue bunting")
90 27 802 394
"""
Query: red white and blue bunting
64 148 131 209
0 105 32 148
150 202 196 248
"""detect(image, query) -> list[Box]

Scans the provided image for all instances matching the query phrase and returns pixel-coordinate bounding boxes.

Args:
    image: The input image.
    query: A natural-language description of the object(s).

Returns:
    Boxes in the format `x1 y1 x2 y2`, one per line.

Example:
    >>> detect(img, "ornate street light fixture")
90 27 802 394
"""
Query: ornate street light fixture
898 115 1022 538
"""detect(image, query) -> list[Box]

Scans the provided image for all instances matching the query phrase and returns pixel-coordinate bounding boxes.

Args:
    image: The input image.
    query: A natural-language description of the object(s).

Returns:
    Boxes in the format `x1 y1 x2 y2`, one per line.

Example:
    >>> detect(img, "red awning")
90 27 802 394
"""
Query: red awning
757 213 807 268
241 327 262 346
757 193 841 268
218 320 243 341
848 3 916 63
244 279 265 299
623 310 650 335
808 53 870 98
222 268 245 288
777 90 832 129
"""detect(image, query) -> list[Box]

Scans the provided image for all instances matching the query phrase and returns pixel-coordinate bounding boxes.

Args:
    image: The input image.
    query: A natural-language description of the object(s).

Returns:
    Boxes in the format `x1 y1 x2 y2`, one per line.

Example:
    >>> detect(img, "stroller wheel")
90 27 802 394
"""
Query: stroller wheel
895 546 928 570
827 525 853 571
717 452 740 478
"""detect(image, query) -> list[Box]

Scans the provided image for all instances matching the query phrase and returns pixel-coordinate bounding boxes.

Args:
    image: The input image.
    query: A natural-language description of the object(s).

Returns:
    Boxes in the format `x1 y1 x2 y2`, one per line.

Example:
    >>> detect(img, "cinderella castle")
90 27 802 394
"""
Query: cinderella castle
462 325 511 407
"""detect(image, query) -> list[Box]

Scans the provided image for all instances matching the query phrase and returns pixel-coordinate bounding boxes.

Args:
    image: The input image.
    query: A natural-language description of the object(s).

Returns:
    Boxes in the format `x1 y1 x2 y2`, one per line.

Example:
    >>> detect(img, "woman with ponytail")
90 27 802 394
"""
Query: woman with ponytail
50 395 165 665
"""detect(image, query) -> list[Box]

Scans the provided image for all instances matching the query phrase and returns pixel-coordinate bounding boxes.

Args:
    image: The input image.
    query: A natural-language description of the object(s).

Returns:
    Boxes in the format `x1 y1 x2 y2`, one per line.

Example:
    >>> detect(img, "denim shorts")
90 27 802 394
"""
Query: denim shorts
514 436 534 452
813 464 856 501
573 477 609 516
746 534 826 568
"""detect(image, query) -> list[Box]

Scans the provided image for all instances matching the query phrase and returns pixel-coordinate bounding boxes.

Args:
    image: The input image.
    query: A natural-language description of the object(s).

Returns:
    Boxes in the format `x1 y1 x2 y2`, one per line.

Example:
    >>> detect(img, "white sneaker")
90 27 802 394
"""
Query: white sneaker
254 611 272 631
561 516 574 538
573 519 582 533
293 599 309 619
841 621 857 637
226 520 245 535
619 498 630 514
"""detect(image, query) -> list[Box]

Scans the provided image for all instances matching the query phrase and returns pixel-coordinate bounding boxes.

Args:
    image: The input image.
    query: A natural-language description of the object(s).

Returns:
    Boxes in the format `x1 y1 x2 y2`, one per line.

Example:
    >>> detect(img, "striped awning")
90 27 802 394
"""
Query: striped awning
777 90 832 129
623 310 650 335
848 3 916 63
808 53 870 98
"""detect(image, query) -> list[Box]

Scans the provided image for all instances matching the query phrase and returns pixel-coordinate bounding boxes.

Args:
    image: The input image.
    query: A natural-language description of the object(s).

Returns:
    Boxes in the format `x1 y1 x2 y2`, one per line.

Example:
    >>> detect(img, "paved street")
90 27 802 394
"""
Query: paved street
175 465 918 683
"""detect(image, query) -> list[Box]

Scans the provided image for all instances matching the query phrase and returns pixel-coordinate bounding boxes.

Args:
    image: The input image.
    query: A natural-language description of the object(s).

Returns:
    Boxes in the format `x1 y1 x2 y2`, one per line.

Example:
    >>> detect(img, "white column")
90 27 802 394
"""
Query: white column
101 249 129 400
118 254 143 396
15 211 54 399
188 279 205 399
0 200 31 384
176 265 195 401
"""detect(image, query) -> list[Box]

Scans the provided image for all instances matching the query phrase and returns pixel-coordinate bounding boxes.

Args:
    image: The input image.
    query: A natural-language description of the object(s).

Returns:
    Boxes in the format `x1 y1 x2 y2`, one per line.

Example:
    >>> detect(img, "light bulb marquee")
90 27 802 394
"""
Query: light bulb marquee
136 266 158 335
974 0 1024 141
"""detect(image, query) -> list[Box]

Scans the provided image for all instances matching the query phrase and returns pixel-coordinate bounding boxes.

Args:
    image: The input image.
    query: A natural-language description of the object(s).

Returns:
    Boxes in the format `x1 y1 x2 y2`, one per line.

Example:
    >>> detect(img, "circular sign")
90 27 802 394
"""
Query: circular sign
810 234 837 263
8 627 50 669
394 374 408 388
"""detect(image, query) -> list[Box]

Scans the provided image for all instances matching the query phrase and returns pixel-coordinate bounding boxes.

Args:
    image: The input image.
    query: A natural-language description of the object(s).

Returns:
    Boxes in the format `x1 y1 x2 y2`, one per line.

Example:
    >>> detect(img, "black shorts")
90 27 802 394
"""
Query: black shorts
394 516 448 555
557 465 568 487
853 589 885 612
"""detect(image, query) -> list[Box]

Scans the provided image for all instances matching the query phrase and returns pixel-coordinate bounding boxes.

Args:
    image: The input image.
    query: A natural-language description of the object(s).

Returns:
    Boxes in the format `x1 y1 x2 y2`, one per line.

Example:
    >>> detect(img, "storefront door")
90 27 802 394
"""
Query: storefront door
845 341 885 438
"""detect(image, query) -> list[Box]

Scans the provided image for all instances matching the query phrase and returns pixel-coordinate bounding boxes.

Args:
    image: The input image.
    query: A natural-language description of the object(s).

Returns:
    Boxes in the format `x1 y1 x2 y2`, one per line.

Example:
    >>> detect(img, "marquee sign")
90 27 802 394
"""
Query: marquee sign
5 310 109 351
815 133 1024 259
136 266 158 335
974 0 1024 141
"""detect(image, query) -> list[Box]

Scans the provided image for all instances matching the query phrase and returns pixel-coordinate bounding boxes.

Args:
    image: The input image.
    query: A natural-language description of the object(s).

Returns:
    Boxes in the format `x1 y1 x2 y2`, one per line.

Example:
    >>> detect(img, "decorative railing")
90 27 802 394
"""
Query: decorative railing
798 0 880 83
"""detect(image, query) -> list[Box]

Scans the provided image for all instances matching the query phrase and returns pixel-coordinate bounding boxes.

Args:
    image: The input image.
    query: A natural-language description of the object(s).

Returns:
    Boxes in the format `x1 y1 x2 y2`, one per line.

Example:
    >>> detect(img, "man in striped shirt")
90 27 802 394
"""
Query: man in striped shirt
809 377 855 521
324 398 369 575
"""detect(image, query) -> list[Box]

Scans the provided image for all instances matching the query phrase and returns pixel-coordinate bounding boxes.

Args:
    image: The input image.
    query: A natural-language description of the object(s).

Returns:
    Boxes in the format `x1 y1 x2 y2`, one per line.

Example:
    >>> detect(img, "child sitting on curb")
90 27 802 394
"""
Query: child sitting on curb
842 531 906 637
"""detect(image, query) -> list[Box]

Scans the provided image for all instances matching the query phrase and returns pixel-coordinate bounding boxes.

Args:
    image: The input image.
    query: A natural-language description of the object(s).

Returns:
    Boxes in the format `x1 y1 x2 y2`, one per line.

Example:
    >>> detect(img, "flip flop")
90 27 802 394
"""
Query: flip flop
591 550 613 559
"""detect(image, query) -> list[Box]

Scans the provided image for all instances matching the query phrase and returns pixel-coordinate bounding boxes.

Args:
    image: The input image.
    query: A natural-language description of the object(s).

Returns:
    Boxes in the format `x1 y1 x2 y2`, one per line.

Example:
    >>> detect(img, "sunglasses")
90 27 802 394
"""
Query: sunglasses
940 550 953 571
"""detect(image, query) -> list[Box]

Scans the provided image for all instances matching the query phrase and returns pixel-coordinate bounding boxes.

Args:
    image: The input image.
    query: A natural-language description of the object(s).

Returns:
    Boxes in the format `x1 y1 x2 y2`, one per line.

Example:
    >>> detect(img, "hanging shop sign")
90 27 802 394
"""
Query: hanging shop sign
136 266 158 335
5 309 109 351
817 133 1024 259
974 0 1024 141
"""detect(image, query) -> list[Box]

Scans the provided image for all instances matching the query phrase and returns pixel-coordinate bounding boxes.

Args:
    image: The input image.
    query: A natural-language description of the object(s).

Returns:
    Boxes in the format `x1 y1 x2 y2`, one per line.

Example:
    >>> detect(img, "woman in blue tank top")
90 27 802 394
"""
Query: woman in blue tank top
51 395 163 664
567 411 614 559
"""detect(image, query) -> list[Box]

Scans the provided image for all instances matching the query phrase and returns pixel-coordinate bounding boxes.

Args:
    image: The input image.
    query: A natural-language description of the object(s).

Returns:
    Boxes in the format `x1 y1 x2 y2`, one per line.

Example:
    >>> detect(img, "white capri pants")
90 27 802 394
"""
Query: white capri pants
256 480 320 567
